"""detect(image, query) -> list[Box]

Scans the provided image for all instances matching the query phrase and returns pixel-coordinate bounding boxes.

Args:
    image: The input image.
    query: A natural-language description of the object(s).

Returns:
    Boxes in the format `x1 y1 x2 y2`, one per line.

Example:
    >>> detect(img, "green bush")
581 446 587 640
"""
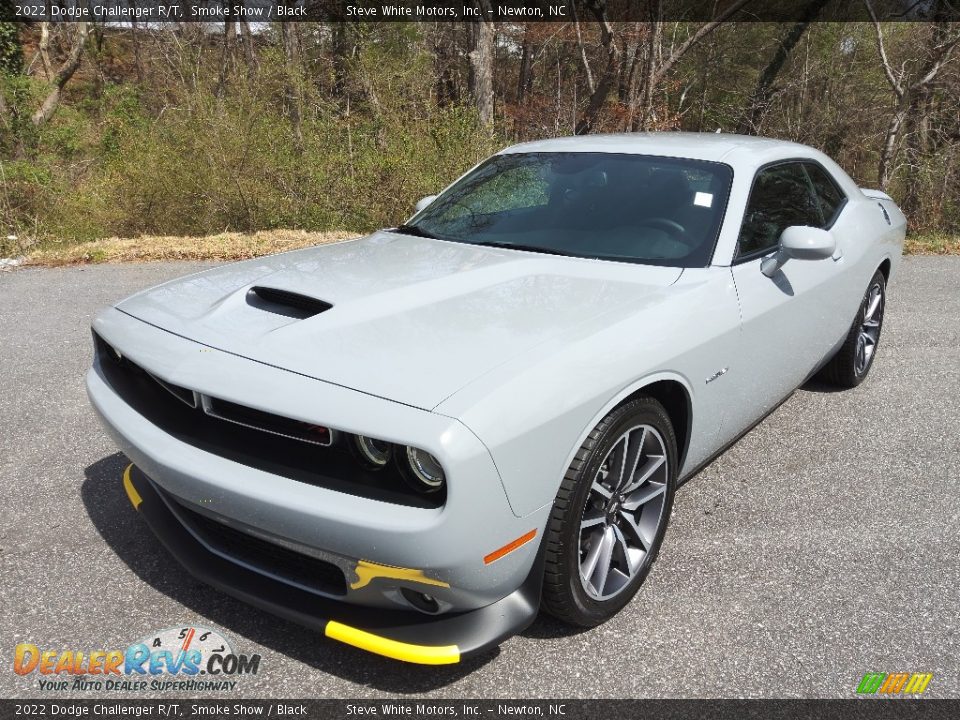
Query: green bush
0 23 21 73
1 38 499 252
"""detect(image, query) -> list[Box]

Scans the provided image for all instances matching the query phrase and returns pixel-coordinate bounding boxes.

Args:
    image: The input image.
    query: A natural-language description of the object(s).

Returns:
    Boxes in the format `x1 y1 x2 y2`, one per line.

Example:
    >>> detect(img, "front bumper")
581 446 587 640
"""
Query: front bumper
87 306 552 662
123 463 544 664
88 307 550 613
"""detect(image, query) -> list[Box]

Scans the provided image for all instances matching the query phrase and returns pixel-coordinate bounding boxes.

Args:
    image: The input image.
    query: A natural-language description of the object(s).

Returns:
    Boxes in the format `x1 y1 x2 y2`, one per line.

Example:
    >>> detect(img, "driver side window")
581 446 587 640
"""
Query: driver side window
737 162 822 259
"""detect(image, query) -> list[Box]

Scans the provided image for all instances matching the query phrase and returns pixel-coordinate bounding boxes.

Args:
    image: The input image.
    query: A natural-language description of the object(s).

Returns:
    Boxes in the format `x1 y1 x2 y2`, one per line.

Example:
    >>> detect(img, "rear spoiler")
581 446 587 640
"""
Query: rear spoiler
861 188 893 202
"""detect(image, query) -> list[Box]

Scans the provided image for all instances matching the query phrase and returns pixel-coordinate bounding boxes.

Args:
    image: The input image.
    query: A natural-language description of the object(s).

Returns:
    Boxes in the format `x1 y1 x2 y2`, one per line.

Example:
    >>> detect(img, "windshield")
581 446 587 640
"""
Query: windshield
401 152 733 268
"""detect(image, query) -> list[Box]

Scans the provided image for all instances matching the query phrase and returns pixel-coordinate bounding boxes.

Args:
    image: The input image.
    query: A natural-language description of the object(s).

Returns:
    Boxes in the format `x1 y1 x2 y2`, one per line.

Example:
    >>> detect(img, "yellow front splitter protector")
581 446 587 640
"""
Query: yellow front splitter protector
325 621 460 664
121 463 543 664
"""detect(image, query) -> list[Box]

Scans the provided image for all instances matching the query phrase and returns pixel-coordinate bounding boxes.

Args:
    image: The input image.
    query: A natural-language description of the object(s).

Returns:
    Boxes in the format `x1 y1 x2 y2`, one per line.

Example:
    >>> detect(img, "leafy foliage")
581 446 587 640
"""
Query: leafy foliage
0 20 957 257
0 22 20 73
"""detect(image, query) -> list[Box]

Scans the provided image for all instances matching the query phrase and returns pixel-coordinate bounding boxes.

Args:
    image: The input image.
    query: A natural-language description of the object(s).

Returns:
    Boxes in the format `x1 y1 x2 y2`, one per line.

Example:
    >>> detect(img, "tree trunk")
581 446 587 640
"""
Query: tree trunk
128 8 145 84
866 2 960 192
572 2 596 96
517 24 534 104
239 19 257 76
616 31 633 104
31 23 90 127
577 0 748 135
901 90 927 216
631 0 750 131
630 20 662 131
736 0 830 134
37 22 53 80
878 104 907 190
214 21 236 99
332 23 350 98
280 22 303 153
575 1 620 135
430 25 459 106
468 0 495 127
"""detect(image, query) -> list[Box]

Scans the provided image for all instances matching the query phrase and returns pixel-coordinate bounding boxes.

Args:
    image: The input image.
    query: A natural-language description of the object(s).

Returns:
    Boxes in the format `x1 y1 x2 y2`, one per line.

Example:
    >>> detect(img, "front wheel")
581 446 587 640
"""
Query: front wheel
822 269 886 388
541 397 677 627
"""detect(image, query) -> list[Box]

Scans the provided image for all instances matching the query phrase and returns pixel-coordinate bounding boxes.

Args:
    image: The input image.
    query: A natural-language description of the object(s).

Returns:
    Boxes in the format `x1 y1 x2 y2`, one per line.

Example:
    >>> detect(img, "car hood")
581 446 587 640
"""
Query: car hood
116 232 682 410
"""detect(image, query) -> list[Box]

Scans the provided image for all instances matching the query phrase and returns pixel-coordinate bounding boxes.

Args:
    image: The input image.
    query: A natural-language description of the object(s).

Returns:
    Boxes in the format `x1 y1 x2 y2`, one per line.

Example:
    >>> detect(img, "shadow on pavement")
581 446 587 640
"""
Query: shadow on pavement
82 453 497 693
799 377 845 394
519 616 590 641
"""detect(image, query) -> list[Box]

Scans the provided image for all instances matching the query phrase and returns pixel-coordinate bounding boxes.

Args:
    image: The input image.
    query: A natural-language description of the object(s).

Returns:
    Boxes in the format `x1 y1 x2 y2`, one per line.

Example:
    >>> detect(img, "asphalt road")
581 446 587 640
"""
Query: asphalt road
1 257 958 700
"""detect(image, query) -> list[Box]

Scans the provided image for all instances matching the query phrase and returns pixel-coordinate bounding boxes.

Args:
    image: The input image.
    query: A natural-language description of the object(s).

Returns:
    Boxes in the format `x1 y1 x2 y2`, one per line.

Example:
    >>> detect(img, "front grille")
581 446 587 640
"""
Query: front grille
93 332 443 508
204 396 332 446
151 374 197 408
172 498 347 596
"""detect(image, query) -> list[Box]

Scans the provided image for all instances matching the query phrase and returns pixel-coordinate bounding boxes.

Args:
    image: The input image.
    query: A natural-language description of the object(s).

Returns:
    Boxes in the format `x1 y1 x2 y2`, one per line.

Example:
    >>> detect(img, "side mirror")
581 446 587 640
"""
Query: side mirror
761 226 836 277
414 195 437 214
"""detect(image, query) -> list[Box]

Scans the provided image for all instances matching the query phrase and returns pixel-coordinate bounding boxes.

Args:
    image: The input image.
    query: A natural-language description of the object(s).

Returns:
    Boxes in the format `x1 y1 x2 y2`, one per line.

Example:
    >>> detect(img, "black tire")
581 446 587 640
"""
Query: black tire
541 397 677 627
822 269 886 388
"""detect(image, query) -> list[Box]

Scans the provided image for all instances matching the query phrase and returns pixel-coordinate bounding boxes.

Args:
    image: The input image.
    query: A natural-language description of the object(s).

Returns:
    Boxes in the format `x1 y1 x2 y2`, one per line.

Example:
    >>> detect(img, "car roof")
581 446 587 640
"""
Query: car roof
499 131 820 165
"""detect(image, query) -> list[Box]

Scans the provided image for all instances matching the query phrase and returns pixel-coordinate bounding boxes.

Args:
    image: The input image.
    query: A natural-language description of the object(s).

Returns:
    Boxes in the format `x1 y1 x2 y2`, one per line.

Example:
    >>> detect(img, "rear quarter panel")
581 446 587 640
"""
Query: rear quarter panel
829 192 904 337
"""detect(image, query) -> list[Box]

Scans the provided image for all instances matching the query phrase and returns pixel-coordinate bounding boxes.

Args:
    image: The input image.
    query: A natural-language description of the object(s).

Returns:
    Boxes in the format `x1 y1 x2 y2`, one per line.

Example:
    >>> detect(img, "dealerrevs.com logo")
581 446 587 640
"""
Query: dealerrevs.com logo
14 626 261 693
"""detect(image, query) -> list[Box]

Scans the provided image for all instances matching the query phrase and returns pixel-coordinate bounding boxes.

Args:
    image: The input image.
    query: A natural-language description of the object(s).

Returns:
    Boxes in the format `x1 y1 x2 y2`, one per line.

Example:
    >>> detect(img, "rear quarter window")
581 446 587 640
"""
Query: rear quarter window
803 163 847 226
737 162 822 258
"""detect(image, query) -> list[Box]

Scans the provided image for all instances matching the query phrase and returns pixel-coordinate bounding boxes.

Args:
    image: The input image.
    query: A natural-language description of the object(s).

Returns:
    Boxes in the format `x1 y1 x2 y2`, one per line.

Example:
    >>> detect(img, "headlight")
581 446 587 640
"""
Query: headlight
352 435 393 469
400 446 445 493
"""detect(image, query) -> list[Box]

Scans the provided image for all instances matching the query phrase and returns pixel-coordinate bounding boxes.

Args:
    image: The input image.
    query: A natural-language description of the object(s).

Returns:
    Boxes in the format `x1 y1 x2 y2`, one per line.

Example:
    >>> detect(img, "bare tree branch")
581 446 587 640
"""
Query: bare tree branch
909 31 960 90
865 0 905 98
575 0 621 134
650 0 753 88
280 21 303 153
214 21 236 99
31 22 90 127
572 3 596 95
737 0 832 134
37 23 54 80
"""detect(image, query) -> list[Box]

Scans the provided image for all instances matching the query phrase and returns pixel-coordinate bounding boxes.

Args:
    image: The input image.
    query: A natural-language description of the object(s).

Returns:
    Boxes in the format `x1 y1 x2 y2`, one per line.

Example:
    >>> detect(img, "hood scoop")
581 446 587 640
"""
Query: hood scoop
246 286 333 320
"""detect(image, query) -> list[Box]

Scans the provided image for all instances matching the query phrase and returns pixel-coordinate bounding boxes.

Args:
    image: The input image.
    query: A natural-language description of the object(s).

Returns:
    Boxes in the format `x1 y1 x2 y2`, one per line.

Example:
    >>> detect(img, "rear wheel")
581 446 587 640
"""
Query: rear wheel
541 397 677 627
823 269 886 388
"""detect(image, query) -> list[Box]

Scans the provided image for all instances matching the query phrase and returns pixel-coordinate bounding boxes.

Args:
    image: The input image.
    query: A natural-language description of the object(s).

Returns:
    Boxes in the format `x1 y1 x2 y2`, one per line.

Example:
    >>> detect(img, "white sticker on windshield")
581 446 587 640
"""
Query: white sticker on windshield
694 192 714 208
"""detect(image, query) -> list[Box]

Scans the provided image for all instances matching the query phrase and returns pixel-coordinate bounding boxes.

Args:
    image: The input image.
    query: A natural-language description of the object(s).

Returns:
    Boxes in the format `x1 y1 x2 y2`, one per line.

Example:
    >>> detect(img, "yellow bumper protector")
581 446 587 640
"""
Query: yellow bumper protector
122 464 142 510
350 560 450 591
325 621 459 664
120 465 457 664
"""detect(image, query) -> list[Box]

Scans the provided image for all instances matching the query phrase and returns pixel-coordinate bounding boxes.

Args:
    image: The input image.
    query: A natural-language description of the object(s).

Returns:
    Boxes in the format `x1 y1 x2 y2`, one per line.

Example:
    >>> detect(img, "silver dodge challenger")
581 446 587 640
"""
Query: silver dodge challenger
88 133 905 664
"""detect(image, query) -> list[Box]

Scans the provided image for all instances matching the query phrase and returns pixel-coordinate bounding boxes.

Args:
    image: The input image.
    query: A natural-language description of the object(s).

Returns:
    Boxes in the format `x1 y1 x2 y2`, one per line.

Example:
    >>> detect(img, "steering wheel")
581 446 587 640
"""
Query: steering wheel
640 217 688 241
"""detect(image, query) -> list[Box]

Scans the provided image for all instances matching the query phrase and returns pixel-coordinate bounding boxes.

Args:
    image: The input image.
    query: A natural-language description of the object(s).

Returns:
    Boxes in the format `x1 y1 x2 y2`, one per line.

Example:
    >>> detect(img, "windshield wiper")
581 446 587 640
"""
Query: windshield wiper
474 241 569 257
393 224 438 239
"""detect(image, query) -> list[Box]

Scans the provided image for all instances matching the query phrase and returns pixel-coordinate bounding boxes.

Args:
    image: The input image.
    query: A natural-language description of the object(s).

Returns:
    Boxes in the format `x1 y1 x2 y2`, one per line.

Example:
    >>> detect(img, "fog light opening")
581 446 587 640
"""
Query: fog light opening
399 446 446 494
352 435 393 469
401 588 441 615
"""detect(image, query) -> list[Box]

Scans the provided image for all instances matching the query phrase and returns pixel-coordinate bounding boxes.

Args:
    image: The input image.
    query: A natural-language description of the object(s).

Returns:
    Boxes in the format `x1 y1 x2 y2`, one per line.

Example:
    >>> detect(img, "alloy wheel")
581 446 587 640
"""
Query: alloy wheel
578 424 669 600
855 281 884 376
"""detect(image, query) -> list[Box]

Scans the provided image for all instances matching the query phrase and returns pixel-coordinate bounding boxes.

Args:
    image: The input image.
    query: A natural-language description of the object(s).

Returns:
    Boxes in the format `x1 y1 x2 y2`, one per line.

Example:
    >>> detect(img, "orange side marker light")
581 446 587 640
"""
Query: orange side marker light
483 529 537 565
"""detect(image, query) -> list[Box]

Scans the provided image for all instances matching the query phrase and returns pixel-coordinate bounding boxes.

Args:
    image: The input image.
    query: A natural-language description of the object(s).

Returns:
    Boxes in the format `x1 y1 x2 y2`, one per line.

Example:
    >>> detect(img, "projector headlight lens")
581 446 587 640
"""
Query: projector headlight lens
353 435 393 469
402 446 445 493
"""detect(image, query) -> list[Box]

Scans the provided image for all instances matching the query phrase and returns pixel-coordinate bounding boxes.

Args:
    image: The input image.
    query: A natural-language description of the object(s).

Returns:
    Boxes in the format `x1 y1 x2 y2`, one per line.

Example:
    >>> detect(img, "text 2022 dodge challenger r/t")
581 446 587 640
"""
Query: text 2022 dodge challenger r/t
87 133 904 664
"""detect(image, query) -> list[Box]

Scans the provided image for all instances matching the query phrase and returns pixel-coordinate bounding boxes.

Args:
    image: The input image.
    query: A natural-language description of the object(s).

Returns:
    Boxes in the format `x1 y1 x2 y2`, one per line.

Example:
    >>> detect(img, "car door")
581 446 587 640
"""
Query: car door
724 160 851 439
